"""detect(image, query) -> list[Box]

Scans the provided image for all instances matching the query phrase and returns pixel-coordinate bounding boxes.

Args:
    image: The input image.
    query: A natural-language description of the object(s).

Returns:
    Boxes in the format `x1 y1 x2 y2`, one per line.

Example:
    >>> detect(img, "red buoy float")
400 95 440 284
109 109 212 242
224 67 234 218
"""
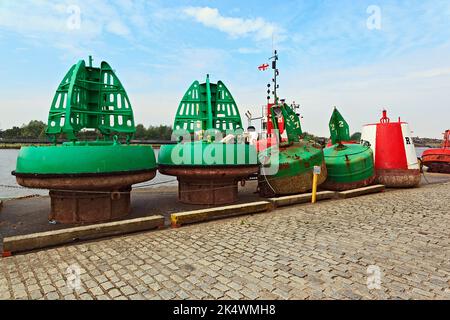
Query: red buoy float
361 110 420 187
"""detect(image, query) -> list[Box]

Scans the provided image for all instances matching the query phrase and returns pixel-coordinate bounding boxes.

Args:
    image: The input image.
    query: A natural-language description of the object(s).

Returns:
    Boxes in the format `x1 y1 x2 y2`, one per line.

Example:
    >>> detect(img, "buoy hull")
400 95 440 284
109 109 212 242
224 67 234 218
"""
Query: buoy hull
159 165 259 205
258 141 327 197
422 149 450 173
13 143 158 223
375 168 421 187
322 144 375 191
322 175 376 191
361 114 420 188
258 161 327 197
14 170 156 223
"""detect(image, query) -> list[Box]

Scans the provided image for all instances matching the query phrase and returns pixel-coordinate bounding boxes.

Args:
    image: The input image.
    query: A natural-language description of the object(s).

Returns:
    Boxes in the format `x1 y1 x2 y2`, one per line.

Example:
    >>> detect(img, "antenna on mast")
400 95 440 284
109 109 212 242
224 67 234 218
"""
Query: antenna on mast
269 50 279 104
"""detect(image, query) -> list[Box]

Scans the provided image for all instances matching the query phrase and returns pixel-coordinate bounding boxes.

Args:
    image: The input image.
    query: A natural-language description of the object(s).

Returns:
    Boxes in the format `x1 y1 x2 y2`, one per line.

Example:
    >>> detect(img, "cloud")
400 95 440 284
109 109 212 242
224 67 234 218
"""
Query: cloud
407 67 450 79
183 6 284 41
0 0 143 59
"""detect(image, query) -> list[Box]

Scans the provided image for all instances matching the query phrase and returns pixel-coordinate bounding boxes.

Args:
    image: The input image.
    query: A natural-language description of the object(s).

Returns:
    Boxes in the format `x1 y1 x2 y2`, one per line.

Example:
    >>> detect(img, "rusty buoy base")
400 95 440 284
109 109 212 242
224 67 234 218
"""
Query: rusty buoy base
49 187 131 224
321 175 376 192
258 162 328 197
14 170 156 224
159 165 259 205
178 178 238 205
375 169 421 188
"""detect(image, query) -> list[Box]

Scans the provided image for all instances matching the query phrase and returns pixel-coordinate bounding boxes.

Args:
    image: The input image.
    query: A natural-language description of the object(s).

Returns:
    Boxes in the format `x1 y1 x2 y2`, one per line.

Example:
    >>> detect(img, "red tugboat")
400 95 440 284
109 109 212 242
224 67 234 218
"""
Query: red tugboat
422 130 450 173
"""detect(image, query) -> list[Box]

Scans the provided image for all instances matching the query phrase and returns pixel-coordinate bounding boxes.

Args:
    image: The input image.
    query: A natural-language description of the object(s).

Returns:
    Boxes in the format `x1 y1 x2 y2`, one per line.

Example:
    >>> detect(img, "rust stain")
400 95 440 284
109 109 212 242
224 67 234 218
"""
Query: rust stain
279 163 290 170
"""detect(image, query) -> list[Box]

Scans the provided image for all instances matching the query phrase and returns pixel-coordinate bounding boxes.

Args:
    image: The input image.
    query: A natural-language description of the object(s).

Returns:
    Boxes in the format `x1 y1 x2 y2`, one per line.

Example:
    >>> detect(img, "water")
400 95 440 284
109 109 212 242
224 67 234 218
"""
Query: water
415 147 428 158
0 149 177 200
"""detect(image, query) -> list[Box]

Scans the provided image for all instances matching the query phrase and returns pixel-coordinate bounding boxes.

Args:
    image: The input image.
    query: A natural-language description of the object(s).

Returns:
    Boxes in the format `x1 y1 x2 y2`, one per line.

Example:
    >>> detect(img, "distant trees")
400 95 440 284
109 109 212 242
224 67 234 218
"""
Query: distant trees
133 124 173 140
0 121 173 141
0 120 47 139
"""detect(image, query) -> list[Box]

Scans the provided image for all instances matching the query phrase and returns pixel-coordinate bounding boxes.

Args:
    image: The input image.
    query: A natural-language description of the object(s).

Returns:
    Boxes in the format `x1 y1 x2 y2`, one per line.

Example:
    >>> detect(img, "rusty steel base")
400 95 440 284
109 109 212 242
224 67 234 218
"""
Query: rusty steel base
424 162 450 174
258 162 328 197
49 187 131 224
321 174 376 191
159 165 259 205
177 178 238 205
15 170 156 223
375 168 421 188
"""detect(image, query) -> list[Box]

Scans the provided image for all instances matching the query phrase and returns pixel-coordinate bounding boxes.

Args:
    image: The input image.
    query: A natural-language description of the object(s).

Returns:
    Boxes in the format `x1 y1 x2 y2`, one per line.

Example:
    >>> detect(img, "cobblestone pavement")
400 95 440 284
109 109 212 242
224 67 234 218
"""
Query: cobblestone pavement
1 183 449 300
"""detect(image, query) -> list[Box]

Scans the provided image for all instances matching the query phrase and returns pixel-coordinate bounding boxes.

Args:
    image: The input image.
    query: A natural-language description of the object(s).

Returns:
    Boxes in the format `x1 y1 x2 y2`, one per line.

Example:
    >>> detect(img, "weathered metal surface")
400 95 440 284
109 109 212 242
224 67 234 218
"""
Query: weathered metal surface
14 170 156 191
425 162 450 173
321 174 376 191
15 170 156 223
159 165 258 205
49 188 131 224
259 161 327 197
375 169 421 188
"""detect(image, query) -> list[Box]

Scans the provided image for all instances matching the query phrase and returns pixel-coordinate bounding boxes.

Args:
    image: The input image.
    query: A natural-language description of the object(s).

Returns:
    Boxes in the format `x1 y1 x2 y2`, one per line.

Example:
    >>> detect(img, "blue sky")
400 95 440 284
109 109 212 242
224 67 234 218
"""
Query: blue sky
0 0 449 138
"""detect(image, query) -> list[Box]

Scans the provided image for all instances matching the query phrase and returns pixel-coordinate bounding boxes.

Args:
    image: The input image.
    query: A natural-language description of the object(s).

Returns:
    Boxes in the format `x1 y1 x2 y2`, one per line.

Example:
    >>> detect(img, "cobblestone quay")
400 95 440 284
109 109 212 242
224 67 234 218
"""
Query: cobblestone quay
1 183 449 300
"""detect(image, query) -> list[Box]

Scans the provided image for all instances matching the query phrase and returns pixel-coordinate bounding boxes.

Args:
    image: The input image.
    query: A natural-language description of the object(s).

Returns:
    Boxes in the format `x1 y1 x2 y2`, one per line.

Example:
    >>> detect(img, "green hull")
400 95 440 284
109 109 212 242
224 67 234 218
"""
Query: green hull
323 143 375 190
158 141 258 167
15 141 156 175
258 141 327 196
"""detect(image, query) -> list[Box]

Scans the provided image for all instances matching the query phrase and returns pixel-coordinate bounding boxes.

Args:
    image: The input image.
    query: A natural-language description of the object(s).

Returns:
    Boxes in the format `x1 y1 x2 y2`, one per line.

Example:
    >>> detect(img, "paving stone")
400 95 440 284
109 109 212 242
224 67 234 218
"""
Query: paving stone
108 288 121 298
1 183 449 300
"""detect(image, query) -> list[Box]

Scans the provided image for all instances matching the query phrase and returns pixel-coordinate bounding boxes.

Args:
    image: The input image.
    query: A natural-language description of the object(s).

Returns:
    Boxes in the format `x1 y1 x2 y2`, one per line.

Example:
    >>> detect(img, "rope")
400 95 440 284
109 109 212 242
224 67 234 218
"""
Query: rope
421 170 430 184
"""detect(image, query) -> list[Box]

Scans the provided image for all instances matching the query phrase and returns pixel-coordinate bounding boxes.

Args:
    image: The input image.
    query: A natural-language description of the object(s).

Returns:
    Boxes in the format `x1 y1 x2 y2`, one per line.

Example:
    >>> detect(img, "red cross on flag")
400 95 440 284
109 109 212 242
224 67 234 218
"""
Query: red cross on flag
258 63 269 71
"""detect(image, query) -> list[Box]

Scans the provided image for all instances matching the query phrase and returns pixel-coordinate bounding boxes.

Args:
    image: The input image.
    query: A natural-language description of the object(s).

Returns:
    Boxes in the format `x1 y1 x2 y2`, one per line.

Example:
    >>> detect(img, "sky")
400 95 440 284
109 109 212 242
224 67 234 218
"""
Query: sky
0 0 449 138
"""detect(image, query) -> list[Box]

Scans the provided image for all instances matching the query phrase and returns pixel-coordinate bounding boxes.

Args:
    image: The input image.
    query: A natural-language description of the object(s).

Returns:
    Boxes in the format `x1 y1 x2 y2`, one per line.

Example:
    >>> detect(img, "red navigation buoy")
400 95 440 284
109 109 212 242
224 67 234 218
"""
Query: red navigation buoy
361 110 420 187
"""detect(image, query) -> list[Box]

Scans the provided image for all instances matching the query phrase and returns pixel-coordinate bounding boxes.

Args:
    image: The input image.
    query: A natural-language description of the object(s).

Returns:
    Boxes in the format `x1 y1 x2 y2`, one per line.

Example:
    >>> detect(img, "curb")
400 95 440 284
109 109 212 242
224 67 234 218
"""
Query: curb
268 191 336 208
171 201 272 227
337 184 385 199
2 215 164 255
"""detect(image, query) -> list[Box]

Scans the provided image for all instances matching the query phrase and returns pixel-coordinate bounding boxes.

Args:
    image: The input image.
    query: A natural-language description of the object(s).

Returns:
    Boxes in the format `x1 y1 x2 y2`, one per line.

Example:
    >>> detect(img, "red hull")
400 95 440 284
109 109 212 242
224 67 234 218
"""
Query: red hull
422 148 450 173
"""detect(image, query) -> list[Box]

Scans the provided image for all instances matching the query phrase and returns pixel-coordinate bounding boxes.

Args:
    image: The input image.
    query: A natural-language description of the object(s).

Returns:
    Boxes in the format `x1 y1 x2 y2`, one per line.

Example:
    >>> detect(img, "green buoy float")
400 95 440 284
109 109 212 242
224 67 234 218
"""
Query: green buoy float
12 57 157 223
321 107 375 191
158 75 259 205
257 51 327 196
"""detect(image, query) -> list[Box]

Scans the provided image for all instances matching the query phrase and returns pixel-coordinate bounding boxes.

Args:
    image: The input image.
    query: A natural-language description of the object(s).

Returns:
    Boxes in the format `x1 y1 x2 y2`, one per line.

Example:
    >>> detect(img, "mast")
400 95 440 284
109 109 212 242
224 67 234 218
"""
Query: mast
269 50 279 104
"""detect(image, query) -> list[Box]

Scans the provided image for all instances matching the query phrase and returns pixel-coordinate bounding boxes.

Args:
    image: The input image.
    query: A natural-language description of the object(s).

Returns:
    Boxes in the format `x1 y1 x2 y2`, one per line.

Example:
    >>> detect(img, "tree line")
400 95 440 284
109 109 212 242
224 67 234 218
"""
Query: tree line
0 120 173 141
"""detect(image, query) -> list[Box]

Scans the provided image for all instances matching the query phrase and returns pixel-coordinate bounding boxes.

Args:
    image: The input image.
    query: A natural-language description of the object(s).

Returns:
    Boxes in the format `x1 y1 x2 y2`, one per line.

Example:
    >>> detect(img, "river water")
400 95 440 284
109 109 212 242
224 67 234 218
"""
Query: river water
0 149 177 200
0 147 432 200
